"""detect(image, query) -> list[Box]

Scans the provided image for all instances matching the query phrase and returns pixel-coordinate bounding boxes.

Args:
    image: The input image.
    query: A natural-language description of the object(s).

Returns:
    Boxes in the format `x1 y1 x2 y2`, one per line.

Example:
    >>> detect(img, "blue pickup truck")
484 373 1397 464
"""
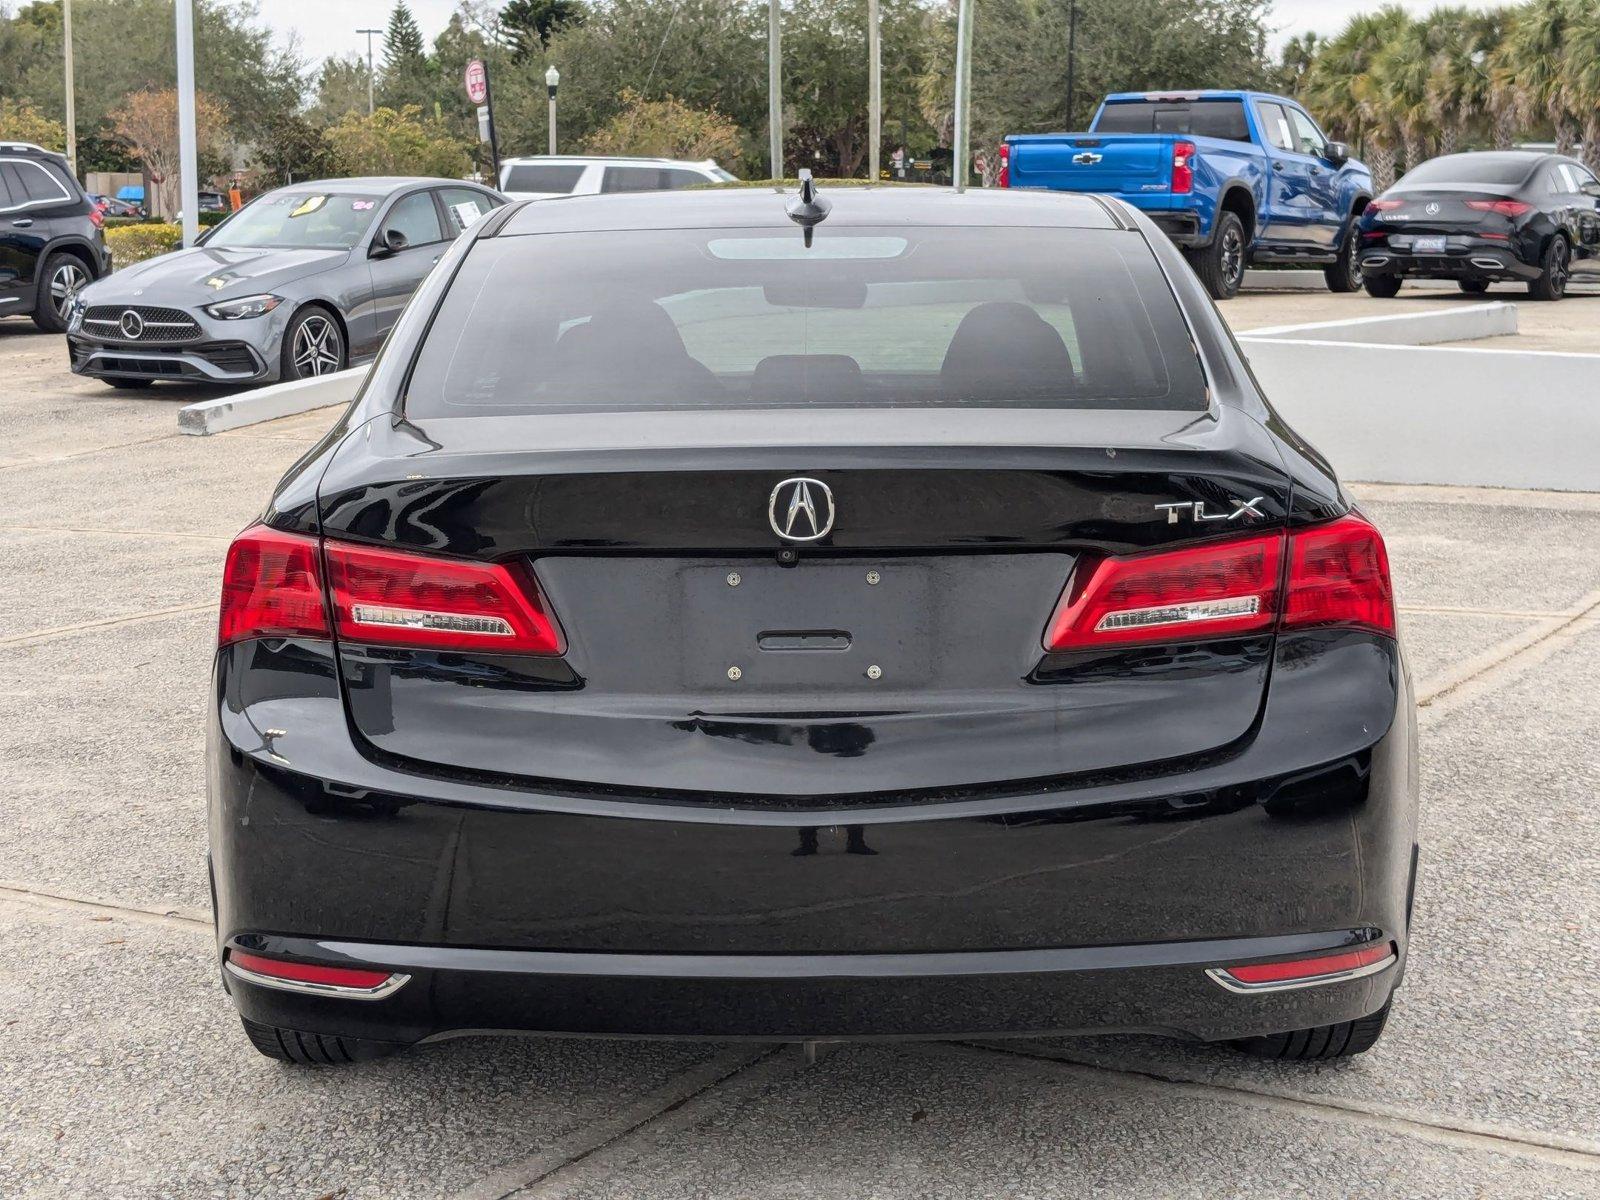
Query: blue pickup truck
1001 91 1373 299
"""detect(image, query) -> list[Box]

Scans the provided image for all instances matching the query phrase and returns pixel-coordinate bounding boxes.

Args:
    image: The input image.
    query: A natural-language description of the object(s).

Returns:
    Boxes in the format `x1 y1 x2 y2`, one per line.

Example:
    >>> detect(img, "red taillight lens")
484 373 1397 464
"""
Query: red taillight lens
1171 140 1196 195
228 950 393 990
1283 513 1394 635
325 540 564 655
1043 513 1395 651
1220 942 1393 986
218 525 330 646
87 206 104 228
997 142 1011 188
1366 198 1402 212
1466 198 1532 217
1045 533 1283 650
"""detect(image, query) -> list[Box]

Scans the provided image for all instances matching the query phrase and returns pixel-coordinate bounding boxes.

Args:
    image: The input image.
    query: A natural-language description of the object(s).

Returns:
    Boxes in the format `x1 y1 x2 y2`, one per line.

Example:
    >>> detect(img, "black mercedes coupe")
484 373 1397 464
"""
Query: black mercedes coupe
210 181 1417 1066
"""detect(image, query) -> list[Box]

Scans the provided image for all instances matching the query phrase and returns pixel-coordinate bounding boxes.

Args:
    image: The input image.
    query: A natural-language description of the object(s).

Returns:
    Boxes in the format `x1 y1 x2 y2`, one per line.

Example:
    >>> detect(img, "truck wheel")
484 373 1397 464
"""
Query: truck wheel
1187 211 1247 300
1364 274 1403 298
1324 224 1363 293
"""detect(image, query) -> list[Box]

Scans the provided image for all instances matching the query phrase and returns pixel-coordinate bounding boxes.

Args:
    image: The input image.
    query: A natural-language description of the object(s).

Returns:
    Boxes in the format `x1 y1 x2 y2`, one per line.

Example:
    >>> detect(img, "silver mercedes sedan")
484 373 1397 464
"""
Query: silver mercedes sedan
66 176 505 389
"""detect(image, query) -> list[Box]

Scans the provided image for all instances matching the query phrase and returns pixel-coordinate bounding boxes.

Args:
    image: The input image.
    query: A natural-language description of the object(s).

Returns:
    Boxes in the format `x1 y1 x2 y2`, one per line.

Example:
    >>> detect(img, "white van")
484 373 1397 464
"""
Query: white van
498 155 737 200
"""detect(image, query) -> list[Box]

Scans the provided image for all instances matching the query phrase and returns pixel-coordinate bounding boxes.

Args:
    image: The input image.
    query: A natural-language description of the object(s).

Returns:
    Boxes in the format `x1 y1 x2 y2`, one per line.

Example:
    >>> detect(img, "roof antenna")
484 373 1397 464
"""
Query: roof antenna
787 168 830 248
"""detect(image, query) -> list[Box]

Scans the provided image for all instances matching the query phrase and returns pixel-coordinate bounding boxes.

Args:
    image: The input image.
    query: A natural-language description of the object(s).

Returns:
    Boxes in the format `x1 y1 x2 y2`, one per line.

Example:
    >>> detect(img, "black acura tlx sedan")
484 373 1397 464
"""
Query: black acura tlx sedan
211 181 1417 1066
1358 150 1600 299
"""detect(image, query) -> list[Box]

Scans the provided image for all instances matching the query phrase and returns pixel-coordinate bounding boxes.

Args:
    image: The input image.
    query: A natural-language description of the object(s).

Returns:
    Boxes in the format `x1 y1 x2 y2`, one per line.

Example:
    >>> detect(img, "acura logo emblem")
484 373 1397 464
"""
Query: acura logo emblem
119 309 144 339
768 477 834 542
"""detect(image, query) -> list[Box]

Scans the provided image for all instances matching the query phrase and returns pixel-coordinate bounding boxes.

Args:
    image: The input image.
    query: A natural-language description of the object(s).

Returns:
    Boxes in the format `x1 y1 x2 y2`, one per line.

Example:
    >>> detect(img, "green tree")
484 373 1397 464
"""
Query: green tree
1565 3 1600 171
311 56 373 124
322 104 472 177
1507 0 1575 154
251 109 335 185
380 2 435 112
1303 7 1409 189
585 89 742 162
383 2 427 69
502 0 585 60
0 96 66 150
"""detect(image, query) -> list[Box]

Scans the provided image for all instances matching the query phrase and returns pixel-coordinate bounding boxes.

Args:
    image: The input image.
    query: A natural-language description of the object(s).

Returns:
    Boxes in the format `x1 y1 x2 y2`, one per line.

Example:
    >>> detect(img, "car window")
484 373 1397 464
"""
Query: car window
405 225 1208 418
438 187 498 235
1253 102 1294 152
382 191 446 248
503 163 585 193
1287 108 1327 158
205 190 383 250
5 159 71 204
0 165 17 208
660 168 709 189
1093 99 1250 142
601 166 677 194
1396 155 1538 188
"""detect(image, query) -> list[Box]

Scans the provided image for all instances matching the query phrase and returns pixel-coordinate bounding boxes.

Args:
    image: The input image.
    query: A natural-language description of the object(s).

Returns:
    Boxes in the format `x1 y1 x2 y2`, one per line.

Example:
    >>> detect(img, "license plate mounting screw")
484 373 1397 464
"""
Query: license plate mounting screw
727 666 743 681
726 572 741 587
866 570 881 585
866 664 882 680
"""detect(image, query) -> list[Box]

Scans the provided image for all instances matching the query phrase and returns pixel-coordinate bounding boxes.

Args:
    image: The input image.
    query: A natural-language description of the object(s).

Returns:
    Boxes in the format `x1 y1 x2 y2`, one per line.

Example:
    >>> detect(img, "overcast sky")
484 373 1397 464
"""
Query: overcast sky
260 0 1525 67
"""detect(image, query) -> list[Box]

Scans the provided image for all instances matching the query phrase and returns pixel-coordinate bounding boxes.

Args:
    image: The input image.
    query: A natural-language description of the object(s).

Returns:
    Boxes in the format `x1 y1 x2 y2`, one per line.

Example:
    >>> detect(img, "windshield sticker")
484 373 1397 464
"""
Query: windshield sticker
289 195 328 218
351 199 375 211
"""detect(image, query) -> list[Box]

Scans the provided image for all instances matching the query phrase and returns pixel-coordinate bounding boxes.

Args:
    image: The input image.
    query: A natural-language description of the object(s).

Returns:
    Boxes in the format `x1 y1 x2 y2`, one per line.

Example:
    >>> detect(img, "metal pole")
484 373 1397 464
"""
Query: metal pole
547 93 556 155
768 0 783 181
953 0 973 191
175 0 199 245
868 0 881 182
358 28 382 116
1065 0 1078 129
63 0 77 180
484 66 501 182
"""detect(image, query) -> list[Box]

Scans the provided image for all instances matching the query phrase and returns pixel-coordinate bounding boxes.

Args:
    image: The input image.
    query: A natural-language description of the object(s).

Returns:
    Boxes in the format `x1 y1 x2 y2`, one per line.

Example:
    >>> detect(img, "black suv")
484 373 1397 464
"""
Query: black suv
0 142 112 332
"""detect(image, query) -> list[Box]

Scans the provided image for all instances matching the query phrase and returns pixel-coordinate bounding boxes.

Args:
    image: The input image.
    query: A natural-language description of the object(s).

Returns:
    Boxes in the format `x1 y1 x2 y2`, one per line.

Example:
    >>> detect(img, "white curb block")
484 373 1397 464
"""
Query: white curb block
177 365 370 435
1240 302 1517 346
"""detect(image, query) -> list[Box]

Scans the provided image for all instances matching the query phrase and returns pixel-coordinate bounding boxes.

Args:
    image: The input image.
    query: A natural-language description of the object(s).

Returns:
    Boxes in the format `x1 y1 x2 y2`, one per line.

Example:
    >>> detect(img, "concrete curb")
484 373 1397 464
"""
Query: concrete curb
1239 302 1517 346
176 365 369 435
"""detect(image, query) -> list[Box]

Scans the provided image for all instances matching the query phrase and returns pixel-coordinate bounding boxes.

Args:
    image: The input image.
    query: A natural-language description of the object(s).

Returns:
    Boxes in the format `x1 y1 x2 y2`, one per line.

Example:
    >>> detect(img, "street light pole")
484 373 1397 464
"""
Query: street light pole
868 0 881 182
174 0 199 245
952 0 973 191
357 28 382 116
545 65 559 155
768 0 783 182
62 0 77 181
1065 0 1079 130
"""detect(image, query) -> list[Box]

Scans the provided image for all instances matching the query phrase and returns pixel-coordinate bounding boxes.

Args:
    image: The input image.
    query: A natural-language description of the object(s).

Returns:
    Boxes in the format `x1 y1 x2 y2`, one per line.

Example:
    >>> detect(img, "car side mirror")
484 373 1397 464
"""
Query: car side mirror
370 228 409 258
1582 180 1600 200
1324 141 1350 166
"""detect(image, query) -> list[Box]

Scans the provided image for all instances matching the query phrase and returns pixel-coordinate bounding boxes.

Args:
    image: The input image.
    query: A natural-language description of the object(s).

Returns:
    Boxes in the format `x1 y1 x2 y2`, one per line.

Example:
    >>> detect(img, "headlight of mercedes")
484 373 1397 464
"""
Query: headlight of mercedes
203 294 284 320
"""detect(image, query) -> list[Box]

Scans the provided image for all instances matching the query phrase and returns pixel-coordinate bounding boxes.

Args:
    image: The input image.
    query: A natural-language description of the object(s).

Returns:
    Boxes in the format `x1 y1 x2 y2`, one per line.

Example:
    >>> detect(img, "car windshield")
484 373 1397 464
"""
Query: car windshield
1395 155 1537 188
204 191 381 250
404 225 1207 418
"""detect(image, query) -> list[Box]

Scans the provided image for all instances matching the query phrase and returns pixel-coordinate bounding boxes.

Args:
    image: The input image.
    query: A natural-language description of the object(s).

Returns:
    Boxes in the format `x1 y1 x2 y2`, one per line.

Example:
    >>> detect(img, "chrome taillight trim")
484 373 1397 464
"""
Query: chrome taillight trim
1205 950 1396 995
224 959 411 1001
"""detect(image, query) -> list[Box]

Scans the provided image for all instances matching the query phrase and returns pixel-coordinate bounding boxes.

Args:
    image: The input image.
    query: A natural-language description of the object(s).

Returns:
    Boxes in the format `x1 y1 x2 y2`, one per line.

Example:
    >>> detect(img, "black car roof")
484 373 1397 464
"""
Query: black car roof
496 185 1122 236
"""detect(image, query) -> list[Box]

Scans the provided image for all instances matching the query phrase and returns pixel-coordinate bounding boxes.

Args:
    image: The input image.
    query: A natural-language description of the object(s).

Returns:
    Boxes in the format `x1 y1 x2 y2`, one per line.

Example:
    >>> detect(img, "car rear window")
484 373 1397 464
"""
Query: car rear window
403 225 1207 417
1396 155 1537 187
1093 99 1251 142
504 163 585 193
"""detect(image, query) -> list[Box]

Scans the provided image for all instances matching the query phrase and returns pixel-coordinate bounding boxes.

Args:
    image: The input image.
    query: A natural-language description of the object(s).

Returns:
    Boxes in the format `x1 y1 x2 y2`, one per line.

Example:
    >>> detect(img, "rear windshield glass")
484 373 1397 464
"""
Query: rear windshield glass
206 191 381 249
1395 155 1537 187
405 226 1205 417
1093 99 1250 142
504 164 585 193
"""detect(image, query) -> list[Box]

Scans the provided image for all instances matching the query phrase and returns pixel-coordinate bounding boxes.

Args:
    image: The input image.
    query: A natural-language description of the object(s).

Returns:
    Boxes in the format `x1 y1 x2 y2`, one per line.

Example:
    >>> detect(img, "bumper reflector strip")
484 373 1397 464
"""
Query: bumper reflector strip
225 951 410 1000
1206 943 1396 994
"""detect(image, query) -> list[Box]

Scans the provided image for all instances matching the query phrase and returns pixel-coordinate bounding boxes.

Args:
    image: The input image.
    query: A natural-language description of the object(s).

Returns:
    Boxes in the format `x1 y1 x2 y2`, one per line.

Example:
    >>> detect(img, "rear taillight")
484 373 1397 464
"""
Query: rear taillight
218 525 330 646
1044 513 1394 651
1171 140 1196 195
1466 198 1532 217
997 142 1011 188
1366 198 1402 212
87 206 104 228
325 541 564 655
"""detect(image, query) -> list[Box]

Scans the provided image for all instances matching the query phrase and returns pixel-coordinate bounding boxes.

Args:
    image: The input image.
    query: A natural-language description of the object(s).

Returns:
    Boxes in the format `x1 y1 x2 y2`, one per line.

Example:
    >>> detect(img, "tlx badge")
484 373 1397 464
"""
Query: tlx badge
1154 497 1265 525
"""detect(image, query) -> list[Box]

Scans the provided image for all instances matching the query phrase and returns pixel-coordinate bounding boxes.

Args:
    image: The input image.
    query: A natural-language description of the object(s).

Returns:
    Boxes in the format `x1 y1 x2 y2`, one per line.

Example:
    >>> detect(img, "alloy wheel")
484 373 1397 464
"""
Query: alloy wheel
50 261 88 320
291 315 343 377
1221 227 1245 286
1551 240 1569 295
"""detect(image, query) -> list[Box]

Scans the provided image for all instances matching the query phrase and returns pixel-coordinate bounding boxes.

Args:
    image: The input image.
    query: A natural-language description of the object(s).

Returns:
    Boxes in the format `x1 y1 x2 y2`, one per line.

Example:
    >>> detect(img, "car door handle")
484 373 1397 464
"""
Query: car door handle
1309 165 1324 175
1272 162 1285 172
10 218 33 227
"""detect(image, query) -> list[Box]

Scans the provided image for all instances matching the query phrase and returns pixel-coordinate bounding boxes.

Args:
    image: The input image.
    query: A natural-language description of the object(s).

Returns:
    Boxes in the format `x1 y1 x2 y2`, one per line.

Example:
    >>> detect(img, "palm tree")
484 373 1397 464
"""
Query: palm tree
1509 0 1577 154
1376 15 1440 172
1424 7 1498 156
1303 8 1409 189
1560 3 1600 171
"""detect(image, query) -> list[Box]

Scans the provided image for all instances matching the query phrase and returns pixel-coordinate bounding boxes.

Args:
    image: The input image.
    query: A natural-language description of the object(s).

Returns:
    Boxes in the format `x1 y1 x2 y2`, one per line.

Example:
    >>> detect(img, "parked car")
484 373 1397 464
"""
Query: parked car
0 141 111 331
1358 150 1600 300
89 193 143 217
210 182 1416 1066
1000 90 1373 299
498 154 736 200
66 176 505 388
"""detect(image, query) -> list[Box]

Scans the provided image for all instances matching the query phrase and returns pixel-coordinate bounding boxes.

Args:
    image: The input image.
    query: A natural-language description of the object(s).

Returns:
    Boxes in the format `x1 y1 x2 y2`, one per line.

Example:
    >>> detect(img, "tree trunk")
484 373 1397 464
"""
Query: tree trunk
1437 124 1458 156
1554 112 1577 157
1366 141 1396 192
1402 134 1424 178
1584 115 1600 174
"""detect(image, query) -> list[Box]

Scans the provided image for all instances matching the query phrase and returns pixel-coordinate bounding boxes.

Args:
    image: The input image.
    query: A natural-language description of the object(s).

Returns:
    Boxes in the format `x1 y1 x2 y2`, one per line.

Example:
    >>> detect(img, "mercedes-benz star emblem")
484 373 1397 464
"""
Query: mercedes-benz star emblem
1425 202 1441 216
119 309 144 339
768 477 835 543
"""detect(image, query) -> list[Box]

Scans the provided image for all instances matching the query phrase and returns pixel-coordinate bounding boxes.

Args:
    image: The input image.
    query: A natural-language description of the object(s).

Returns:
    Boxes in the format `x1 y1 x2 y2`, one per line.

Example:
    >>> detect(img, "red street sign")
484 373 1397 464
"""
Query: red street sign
464 59 488 105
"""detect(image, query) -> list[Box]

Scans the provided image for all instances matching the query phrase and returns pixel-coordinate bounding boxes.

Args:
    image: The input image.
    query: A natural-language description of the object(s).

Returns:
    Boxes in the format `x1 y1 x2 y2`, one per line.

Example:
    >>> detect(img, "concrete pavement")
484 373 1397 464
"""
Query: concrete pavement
1 322 1596 1198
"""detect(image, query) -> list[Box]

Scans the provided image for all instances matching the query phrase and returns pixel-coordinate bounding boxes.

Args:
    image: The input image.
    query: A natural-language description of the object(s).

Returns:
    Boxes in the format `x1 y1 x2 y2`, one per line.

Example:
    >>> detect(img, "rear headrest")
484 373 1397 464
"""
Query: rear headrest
750 354 865 404
940 301 1076 402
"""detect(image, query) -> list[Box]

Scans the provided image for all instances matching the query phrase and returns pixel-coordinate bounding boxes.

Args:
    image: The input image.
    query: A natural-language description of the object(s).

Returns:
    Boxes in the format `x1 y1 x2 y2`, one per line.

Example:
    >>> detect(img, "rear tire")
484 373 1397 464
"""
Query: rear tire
1363 274 1403 298
1528 235 1569 301
1323 224 1363 293
1186 210 1248 301
240 1016 403 1065
1230 998 1392 1061
1458 279 1490 295
31 250 91 333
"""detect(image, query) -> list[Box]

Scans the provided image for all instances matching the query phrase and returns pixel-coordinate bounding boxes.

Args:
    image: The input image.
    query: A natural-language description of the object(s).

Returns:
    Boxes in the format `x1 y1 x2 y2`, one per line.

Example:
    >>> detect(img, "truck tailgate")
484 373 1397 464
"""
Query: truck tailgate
1008 134 1173 195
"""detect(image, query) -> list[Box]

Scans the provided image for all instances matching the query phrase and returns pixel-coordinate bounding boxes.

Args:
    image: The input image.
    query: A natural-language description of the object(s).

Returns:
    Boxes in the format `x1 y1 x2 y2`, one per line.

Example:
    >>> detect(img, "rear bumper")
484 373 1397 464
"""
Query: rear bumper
1146 209 1206 247
1359 238 1539 281
209 629 1418 1045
